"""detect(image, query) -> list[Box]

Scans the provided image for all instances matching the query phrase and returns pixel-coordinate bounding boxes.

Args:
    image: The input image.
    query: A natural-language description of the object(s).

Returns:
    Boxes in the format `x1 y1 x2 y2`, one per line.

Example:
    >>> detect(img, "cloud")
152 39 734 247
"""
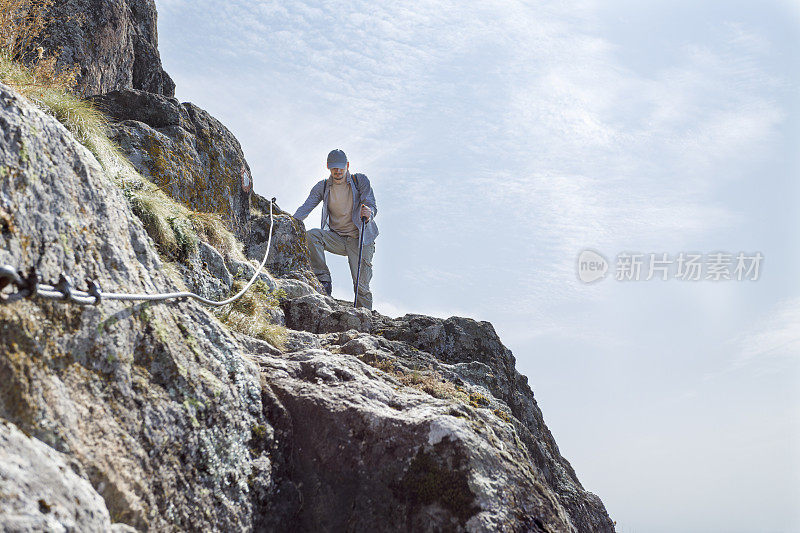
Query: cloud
732 297 800 370
156 0 791 314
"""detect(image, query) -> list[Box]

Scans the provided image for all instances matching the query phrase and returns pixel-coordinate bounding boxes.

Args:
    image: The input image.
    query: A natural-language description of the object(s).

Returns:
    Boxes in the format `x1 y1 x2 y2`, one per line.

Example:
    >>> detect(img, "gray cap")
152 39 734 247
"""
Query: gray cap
326 149 348 169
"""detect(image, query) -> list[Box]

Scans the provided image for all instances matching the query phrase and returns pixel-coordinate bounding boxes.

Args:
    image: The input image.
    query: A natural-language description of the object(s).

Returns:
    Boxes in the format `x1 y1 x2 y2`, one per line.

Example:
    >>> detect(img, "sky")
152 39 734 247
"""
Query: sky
155 1 799 531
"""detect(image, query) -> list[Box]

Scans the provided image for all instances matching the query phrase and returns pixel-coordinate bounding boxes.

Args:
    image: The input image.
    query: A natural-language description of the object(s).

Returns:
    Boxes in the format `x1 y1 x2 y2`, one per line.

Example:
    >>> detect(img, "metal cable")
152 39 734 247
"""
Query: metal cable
0 198 277 307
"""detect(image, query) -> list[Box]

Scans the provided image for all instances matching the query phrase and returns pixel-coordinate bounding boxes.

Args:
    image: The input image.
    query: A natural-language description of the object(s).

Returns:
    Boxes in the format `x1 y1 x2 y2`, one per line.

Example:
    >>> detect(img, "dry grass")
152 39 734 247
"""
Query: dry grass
1 0 52 60
0 0 117 171
364 359 513 422
367 360 470 403
398 369 470 402
188 211 244 260
0 48 78 93
0 0 79 92
216 280 287 350
222 313 287 350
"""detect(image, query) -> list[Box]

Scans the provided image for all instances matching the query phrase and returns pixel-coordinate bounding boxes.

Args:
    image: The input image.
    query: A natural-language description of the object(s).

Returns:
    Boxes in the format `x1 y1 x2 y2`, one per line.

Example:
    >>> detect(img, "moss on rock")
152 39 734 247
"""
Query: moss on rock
395 442 480 526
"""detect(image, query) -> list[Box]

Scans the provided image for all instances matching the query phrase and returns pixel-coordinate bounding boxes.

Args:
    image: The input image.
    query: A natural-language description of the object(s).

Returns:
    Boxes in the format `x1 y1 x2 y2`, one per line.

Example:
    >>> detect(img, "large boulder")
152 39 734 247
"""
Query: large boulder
257 349 576 532
281 292 372 334
374 314 614 532
39 0 175 96
248 193 322 291
277 305 616 531
92 89 253 241
0 421 129 532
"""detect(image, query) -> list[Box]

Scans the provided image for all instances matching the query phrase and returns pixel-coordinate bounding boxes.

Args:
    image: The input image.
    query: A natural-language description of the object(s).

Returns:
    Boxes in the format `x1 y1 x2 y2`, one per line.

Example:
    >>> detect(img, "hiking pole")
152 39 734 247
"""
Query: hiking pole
353 206 367 308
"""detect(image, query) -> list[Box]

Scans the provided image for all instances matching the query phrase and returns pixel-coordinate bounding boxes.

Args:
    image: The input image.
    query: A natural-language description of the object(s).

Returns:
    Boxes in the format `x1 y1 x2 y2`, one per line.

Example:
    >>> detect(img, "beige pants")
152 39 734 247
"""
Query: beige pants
306 228 375 309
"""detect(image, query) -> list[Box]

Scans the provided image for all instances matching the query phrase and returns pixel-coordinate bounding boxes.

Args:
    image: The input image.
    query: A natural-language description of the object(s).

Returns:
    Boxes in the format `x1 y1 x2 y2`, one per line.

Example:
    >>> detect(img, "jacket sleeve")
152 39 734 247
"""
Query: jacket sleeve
355 173 377 219
293 180 325 220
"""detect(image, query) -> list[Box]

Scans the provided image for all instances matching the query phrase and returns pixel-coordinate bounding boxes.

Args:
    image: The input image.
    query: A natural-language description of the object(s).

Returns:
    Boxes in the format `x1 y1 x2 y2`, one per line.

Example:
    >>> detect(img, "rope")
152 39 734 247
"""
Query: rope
0 198 277 307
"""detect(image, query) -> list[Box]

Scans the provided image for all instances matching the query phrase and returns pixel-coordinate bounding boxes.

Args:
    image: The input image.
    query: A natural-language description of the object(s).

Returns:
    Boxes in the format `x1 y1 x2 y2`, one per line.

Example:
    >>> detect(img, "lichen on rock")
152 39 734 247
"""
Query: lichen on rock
91 89 253 243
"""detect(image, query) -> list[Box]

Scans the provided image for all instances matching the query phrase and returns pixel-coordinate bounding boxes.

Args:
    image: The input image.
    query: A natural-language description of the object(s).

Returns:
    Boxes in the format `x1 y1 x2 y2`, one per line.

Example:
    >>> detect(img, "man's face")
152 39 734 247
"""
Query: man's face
329 162 348 182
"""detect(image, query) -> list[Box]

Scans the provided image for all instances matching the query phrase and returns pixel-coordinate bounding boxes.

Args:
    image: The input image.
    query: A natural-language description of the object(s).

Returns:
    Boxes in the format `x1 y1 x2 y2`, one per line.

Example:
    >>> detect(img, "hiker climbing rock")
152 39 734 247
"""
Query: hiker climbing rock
293 149 379 309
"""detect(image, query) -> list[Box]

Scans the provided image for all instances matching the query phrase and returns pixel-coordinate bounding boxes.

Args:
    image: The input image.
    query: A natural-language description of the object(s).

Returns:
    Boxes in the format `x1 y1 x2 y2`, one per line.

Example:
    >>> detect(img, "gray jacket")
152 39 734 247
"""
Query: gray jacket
293 171 379 245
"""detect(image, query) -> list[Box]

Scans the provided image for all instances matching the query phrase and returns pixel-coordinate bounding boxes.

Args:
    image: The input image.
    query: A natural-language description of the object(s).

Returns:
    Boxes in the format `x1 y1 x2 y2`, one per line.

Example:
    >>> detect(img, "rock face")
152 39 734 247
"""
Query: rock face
92 89 253 241
249 193 322 291
39 0 175 96
91 89 322 290
259 350 575 532
0 82 289 530
0 58 614 533
373 314 613 533
0 421 123 532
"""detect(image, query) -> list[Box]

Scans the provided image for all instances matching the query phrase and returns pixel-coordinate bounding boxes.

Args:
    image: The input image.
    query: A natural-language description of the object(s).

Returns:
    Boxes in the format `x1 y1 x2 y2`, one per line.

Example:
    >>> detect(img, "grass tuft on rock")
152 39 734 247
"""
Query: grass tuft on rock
397 369 469 403
362 359 512 422
363 359 470 404
188 211 241 258
216 280 287 350
124 178 248 263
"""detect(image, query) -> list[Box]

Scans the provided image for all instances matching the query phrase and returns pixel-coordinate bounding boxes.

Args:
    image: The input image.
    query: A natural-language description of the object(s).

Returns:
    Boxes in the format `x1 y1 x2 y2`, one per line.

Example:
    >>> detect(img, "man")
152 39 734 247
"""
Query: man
293 149 379 309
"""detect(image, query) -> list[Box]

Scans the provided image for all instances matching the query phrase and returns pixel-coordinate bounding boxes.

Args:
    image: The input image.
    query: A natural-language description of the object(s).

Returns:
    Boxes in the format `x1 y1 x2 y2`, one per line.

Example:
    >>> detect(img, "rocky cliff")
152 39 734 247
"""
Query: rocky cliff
39 0 175 97
0 2 614 532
